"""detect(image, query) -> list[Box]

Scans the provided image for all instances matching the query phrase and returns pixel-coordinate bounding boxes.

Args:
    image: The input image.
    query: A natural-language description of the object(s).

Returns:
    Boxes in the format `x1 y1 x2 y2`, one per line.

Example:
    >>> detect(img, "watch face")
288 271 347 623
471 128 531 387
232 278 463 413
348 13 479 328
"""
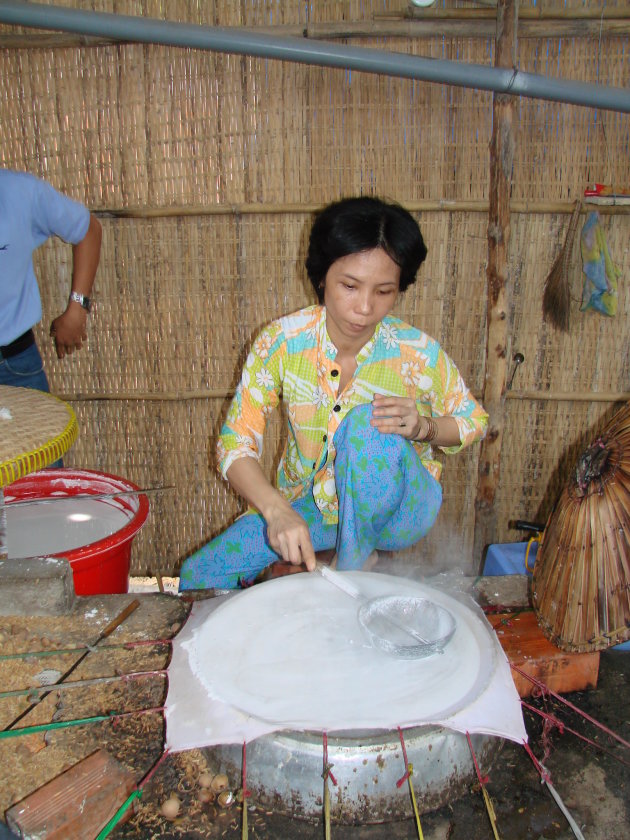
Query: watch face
71 292 91 311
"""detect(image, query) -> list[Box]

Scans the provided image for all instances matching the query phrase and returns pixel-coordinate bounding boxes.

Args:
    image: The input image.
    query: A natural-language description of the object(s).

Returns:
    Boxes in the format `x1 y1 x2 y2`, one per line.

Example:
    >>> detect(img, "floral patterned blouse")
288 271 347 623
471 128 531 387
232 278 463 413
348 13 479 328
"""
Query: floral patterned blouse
218 305 488 524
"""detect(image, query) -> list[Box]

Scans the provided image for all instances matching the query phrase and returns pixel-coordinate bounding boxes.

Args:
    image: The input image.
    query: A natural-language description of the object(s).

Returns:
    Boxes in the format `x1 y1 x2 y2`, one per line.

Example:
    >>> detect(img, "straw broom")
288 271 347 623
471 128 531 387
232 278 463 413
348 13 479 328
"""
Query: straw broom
542 200 582 332
533 401 630 652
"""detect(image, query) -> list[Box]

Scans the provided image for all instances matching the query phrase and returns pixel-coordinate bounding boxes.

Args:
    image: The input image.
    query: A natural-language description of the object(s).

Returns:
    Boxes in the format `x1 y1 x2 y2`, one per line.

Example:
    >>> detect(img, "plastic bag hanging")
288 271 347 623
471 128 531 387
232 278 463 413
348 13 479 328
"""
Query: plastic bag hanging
579 211 621 316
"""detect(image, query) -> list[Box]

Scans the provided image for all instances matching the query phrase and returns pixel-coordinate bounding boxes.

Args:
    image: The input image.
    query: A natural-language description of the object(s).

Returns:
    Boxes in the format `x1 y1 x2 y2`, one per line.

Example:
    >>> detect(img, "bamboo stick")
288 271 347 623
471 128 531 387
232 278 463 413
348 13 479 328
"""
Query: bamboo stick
93 201 630 219
507 392 630 403
53 391 630 405
3 14 630 48
54 389 235 402
398 7 630 21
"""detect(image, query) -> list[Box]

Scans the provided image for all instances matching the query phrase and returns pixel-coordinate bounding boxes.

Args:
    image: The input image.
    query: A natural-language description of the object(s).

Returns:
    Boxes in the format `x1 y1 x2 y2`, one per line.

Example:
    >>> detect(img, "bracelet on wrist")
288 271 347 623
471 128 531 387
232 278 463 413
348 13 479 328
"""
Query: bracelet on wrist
420 416 438 443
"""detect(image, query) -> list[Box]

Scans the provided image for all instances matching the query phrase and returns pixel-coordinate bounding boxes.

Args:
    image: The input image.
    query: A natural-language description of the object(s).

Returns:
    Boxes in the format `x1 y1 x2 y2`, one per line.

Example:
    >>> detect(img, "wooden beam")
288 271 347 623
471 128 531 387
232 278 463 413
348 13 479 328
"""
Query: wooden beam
93 201 630 220
506 391 630 403
2 11 630 47
473 0 517 569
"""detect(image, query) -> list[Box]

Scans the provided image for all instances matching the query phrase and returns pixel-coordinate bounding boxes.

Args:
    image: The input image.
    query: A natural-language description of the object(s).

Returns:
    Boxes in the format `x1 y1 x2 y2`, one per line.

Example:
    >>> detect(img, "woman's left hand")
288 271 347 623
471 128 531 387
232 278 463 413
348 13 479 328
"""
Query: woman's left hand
370 394 421 439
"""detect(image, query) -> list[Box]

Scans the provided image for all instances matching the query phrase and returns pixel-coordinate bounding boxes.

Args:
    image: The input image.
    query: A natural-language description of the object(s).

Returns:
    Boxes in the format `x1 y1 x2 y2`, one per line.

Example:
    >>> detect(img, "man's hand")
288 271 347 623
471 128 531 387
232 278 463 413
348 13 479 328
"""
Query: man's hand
49 305 88 359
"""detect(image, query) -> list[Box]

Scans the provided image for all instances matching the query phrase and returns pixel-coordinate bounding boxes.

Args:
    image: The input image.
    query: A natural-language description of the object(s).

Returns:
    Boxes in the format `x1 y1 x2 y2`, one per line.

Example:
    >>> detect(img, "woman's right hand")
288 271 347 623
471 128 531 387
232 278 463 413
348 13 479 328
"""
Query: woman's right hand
225 457 317 571
265 502 317 571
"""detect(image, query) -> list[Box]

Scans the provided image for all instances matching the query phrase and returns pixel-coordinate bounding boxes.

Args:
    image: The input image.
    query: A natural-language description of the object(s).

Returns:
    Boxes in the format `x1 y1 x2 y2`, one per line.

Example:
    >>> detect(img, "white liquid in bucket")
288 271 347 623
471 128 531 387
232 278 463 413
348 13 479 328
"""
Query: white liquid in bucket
6 499 132 559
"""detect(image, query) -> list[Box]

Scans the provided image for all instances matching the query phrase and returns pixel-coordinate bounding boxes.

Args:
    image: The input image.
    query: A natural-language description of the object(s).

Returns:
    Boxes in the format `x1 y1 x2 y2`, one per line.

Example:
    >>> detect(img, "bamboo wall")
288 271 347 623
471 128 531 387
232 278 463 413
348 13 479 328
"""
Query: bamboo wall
1 1 628 575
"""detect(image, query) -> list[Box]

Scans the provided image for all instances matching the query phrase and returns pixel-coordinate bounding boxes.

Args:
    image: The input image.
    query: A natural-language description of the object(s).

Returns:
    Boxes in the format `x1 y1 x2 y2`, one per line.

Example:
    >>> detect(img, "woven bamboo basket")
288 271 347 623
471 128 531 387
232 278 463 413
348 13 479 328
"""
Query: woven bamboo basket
532 400 630 652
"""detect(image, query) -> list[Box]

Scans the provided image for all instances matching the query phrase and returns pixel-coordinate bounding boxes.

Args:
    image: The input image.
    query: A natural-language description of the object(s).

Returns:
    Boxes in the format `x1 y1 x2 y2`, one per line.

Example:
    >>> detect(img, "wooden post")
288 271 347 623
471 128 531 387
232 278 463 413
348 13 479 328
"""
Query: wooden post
473 0 517 569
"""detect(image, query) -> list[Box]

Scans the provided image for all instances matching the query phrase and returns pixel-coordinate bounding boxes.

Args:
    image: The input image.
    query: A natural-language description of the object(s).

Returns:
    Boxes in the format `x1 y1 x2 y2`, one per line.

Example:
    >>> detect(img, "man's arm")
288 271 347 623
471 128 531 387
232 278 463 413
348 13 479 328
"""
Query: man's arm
50 214 102 359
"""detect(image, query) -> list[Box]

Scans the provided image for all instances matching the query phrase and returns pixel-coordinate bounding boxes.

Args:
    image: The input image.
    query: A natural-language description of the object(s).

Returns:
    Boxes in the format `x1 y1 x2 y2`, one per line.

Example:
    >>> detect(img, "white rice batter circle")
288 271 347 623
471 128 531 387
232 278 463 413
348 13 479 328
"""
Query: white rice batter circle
190 572 497 731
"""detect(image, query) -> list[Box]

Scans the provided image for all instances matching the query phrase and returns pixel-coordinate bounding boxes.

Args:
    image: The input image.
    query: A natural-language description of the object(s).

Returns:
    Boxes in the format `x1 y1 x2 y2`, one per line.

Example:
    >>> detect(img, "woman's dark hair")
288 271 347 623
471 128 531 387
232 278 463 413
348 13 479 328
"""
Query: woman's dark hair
305 196 428 302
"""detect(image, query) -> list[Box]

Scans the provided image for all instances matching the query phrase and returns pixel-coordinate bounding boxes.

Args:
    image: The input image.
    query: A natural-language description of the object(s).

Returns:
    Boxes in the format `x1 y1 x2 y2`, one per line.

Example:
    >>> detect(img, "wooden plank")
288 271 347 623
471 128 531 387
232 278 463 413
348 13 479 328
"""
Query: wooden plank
491 610 600 698
6 749 136 839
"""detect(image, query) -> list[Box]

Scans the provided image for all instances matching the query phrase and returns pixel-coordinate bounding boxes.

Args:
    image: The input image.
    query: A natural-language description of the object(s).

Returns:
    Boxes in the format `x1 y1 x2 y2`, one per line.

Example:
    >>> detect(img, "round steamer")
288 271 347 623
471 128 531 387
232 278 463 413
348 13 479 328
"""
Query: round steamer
204 726 501 823
193 572 503 822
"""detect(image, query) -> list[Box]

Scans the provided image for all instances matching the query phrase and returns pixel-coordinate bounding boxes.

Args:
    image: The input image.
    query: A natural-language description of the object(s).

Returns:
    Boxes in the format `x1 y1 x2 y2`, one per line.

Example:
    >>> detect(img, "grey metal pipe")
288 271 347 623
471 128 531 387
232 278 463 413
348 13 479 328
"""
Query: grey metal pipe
1 0 629 114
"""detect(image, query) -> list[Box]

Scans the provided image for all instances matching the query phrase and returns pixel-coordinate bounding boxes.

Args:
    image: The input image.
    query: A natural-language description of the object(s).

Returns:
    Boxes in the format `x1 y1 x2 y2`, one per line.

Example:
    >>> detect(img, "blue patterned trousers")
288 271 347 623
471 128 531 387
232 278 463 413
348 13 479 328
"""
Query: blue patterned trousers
179 404 442 590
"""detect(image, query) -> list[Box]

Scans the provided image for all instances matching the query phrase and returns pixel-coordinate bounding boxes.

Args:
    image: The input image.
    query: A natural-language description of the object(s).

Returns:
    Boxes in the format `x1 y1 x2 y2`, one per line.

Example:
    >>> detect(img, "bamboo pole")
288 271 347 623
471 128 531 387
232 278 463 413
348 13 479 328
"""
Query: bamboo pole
93 201 630 220
52 390 630 404
397 7 630 22
473 0 516 568
507 392 630 403
3 14 630 47
54 389 235 402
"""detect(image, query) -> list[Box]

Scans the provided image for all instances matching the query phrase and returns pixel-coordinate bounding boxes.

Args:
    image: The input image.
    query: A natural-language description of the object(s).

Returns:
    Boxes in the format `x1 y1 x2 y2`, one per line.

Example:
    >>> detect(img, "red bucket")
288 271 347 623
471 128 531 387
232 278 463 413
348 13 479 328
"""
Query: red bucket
5 469 149 596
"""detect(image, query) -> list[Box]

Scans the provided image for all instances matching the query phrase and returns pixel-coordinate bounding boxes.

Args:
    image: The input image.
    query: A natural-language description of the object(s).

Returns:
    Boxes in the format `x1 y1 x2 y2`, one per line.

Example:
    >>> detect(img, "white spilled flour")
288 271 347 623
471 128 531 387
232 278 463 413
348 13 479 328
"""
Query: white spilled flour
6 498 131 559
0 407 12 420
188 572 496 731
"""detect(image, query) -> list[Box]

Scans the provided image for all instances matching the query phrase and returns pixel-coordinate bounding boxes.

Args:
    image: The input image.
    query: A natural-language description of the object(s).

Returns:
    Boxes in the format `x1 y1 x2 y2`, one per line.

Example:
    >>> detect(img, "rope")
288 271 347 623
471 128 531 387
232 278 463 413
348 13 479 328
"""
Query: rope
3 599 140 732
511 665 630 750
522 740 550 782
395 726 411 787
522 702 630 769
397 727 424 840
466 732 500 840
0 713 113 739
0 669 167 700
241 741 251 840
322 732 337 840
0 638 173 661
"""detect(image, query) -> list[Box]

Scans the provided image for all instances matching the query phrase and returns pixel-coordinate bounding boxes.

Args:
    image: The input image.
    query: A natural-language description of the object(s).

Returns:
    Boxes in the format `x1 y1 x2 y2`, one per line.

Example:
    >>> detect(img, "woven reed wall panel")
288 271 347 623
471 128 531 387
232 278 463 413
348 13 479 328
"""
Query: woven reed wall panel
0 42 494 206
1 0 628 574
30 211 488 573
494 213 630 546
2 18 626 208
514 36 630 202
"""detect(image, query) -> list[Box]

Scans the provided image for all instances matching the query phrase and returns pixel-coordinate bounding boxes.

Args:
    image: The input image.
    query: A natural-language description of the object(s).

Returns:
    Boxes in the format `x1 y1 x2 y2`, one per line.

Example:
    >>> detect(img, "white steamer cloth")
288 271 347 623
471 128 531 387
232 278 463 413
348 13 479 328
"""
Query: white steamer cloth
165 572 526 752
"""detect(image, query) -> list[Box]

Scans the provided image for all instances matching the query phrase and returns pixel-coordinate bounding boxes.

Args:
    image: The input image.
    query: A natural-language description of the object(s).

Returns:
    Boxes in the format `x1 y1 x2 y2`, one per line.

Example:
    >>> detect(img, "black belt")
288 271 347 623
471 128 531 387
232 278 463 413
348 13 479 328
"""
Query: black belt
0 328 36 359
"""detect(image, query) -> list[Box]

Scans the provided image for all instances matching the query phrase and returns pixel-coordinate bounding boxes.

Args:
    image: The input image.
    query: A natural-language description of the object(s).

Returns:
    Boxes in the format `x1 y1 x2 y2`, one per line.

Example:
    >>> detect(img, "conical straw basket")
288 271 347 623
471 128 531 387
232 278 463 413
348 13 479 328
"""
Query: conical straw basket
532 401 630 652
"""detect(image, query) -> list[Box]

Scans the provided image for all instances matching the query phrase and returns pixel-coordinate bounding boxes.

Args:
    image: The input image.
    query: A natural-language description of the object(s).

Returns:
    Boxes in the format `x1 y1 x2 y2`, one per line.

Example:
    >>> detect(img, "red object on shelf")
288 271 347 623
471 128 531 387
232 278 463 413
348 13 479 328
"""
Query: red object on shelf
6 468 149 595
584 183 630 197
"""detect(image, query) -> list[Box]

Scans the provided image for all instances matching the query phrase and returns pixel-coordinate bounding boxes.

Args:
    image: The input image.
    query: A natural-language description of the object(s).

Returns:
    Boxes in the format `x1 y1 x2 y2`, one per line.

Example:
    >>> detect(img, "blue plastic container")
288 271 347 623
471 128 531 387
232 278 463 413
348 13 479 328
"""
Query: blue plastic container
483 540 538 577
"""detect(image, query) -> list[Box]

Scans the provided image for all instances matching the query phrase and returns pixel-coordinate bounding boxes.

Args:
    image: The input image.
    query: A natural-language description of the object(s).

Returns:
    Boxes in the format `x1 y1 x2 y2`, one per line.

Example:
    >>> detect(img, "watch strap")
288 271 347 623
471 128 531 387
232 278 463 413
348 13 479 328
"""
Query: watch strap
69 291 91 312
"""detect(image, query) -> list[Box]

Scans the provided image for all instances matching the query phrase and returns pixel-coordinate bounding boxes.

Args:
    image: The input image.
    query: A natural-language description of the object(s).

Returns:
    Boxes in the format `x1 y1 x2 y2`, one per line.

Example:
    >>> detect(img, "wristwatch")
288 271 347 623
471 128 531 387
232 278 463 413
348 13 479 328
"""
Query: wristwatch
69 291 91 312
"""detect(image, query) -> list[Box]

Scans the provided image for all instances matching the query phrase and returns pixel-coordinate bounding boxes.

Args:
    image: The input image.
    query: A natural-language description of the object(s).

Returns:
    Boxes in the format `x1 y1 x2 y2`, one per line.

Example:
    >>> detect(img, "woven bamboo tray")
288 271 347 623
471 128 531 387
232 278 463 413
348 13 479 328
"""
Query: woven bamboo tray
0 385 78 487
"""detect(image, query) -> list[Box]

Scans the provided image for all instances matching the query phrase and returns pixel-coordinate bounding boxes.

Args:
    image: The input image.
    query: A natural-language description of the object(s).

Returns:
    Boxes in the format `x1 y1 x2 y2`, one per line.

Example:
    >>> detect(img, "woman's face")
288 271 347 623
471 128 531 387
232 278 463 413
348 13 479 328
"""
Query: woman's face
323 248 400 351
